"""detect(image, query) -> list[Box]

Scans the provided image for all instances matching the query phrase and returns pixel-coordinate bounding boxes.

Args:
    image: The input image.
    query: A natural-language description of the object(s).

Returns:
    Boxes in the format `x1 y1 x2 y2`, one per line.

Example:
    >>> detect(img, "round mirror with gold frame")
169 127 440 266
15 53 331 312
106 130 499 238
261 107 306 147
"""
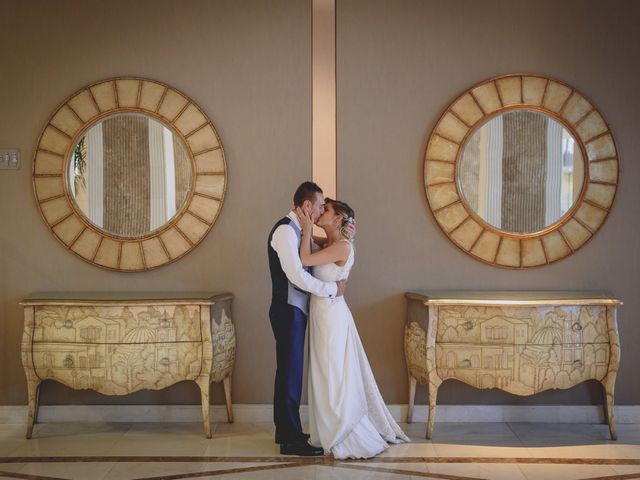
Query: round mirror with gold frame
33 77 226 271
424 74 618 268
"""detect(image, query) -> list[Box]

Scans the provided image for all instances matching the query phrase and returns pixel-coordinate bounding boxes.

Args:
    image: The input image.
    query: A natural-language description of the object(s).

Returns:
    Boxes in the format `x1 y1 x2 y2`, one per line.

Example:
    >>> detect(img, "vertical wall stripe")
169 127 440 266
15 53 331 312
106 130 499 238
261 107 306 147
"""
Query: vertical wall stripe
572 143 584 202
173 136 190 212
163 126 177 221
149 117 166 231
458 117 503 229
312 0 337 199
458 129 480 212
486 116 503 228
103 115 151 236
501 111 547 233
476 124 487 218
86 125 104 228
546 120 563 226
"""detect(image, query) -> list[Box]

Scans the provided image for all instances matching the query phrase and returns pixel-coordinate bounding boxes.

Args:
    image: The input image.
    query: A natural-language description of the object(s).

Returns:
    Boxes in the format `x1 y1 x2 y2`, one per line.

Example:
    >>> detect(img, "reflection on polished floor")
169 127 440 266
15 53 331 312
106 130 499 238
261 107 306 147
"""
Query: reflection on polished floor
0 421 639 480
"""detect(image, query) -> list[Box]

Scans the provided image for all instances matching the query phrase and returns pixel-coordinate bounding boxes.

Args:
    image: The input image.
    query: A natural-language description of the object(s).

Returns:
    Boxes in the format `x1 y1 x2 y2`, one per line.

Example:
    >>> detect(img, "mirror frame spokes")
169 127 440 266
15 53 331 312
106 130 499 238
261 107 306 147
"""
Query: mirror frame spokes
424 73 619 268
33 77 227 271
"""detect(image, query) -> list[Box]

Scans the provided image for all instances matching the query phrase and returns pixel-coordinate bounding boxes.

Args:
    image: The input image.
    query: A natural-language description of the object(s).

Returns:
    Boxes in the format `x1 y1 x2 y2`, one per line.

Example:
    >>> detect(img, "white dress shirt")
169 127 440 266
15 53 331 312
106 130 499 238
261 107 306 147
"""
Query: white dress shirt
270 211 337 298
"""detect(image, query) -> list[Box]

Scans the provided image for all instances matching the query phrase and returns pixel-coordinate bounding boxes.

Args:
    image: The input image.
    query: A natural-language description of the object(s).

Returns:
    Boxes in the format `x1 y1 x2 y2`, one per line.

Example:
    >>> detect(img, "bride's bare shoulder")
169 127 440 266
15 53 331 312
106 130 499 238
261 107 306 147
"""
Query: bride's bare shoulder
331 240 351 266
333 240 351 252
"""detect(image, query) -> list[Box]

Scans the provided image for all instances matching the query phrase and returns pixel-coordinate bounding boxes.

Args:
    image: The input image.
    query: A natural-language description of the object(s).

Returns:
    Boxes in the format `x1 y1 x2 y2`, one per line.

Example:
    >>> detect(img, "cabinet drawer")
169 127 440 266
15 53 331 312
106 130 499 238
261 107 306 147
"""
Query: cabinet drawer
435 343 610 395
33 305 202 344
558 305 609 344
32 341 203 395
436 305 609 344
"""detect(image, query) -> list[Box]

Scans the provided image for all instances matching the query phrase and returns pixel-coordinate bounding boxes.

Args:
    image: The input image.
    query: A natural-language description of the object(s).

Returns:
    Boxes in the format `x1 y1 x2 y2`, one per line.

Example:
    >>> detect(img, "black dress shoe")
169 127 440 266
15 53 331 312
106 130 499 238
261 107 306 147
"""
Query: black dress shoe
280 441 324 456
275 432 310 444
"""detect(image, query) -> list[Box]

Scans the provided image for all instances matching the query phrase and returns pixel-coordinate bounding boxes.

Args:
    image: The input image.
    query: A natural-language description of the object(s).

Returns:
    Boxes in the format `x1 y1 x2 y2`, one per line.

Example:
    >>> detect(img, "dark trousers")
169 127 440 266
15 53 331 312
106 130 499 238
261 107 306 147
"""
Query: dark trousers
269 301 307 444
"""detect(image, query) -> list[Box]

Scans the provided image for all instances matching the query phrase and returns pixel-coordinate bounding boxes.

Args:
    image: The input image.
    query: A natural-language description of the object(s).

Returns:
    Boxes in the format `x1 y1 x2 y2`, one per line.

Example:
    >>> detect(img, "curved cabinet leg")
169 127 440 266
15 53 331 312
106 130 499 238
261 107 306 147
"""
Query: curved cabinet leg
602 380 617 441
196 378 212 439
407 375 417 423
603 304 619 441
223 375 234 423
426 381 438 439
26 381 41 439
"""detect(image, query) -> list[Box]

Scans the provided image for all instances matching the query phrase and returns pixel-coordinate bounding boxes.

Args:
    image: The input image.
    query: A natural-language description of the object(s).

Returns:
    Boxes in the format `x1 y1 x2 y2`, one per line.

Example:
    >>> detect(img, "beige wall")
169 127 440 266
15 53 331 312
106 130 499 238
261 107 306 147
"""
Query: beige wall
337 0 640 405
0 0 311 406
1 0 639 409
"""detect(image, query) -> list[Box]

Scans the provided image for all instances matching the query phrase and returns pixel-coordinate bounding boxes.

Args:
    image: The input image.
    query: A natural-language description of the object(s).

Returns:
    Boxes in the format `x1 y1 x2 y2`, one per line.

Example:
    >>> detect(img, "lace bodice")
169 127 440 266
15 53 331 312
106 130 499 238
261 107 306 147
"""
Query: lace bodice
312 243 354 282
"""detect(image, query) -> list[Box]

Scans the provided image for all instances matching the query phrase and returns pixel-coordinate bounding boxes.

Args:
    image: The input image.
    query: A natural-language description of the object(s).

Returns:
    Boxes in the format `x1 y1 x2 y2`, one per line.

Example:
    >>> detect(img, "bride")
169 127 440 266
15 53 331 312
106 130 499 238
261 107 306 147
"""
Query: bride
295 199 409 459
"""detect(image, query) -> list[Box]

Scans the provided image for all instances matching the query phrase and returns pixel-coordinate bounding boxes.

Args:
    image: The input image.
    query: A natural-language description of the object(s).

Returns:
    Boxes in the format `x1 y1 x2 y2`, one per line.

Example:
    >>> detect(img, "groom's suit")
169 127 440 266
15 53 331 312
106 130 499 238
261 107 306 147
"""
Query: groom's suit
267 211 337 444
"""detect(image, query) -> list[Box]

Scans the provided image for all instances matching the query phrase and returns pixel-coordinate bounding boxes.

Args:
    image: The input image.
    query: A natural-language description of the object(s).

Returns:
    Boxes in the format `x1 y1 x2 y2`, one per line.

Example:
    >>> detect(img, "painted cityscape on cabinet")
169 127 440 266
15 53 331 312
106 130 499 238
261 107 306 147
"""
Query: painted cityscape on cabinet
434 305 610 395
29 305 215 395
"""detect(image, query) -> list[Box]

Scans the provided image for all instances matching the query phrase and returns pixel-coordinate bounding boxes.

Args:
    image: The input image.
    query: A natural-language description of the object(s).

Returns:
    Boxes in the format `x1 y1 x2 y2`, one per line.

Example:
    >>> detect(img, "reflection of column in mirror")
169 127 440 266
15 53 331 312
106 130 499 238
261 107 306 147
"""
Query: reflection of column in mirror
173 139 190 211
571 139 584 203
163 126 177 220
571 134 583 203
71 137 89 214
477 124 487 219
502 112 546 233
68 146 76 197
86 125 104 228
460 131 480 211
546 120 562 225
562 129 574 212
485 116 502 229
148 118 167 231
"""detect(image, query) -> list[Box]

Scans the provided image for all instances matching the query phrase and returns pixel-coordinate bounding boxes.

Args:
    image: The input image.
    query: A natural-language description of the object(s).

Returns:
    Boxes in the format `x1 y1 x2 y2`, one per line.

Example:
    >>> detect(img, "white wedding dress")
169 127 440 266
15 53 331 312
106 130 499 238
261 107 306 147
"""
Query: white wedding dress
307 243 409 459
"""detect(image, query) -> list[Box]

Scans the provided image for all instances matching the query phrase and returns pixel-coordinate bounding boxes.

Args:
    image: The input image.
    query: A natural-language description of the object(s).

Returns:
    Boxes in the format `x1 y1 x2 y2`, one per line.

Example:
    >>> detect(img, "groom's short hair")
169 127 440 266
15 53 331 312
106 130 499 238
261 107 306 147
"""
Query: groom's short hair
293 181 323 207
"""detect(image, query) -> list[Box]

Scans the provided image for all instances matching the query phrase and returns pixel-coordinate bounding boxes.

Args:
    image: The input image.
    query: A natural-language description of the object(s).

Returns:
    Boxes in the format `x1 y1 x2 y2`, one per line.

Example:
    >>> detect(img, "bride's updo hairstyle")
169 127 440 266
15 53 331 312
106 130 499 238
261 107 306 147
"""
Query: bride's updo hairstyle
325 198 355 242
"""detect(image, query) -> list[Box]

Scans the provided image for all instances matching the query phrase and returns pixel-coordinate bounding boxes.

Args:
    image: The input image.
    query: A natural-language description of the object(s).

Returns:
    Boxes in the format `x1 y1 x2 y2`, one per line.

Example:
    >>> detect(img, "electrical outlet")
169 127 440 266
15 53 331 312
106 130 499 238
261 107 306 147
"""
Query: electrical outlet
0 149 21 170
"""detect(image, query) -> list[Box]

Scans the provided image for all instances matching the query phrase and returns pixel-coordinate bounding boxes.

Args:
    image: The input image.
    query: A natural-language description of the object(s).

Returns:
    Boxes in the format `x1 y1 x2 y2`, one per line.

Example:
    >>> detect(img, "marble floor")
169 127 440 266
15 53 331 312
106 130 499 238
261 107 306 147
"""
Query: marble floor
0 421 639 480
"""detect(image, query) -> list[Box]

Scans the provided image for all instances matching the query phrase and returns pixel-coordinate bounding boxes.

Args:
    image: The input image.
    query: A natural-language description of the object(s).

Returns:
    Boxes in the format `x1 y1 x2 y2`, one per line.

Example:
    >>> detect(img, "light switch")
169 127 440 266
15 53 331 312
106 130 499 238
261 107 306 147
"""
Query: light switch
0 149 21 170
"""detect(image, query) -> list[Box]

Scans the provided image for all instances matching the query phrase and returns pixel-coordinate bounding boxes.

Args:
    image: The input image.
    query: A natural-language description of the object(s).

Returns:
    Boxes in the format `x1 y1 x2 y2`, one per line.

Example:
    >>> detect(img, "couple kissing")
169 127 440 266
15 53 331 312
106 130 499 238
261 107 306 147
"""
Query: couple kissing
267 181 409 459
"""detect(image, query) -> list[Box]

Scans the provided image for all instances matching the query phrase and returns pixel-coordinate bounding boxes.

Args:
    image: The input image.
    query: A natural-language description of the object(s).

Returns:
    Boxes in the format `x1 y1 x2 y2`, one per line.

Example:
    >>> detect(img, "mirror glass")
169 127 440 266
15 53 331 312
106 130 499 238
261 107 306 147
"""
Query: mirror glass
68 113 192 237
458 109 584 234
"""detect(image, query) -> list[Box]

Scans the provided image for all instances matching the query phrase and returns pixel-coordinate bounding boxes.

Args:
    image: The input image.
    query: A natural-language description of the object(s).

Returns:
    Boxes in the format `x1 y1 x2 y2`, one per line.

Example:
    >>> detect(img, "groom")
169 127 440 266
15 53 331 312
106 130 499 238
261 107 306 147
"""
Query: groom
267 181 347 456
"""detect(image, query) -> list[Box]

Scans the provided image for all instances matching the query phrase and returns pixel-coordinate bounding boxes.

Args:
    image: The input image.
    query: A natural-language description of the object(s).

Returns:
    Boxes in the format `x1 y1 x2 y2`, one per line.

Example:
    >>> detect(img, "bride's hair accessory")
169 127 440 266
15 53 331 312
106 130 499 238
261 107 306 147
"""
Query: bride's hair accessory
325 198 355 242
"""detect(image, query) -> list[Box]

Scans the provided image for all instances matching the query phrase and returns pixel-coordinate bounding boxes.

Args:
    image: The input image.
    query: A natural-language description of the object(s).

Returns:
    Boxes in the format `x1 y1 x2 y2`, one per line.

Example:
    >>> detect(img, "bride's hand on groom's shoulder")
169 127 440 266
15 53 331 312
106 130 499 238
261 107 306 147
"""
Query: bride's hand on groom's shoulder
295 206 314 232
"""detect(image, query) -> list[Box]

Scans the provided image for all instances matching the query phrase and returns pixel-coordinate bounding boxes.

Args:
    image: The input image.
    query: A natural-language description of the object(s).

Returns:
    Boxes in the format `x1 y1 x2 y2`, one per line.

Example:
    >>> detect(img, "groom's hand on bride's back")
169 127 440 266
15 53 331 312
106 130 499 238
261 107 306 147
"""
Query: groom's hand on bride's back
336 279 347 297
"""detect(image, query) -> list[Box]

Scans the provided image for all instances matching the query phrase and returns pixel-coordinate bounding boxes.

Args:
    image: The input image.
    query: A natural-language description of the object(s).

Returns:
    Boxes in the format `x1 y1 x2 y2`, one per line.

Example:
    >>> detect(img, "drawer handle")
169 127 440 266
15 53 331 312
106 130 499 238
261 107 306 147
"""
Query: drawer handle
160 357 170 366
463 321 474 331
572 323 583 332
160 319 171 328
63 320 73 329
573 360 583 368
63 356 74 368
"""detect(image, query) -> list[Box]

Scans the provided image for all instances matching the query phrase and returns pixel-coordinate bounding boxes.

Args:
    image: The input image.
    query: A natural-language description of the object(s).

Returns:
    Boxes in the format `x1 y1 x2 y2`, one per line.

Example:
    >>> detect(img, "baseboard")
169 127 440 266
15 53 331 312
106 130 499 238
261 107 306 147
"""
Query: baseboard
1 404 639 425
406 405 640 424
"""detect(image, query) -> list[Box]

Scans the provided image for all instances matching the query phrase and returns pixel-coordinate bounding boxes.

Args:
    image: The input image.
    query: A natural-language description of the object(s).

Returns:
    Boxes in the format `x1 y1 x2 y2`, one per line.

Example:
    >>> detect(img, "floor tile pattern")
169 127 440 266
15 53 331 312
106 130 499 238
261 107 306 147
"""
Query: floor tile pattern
0 421 639 479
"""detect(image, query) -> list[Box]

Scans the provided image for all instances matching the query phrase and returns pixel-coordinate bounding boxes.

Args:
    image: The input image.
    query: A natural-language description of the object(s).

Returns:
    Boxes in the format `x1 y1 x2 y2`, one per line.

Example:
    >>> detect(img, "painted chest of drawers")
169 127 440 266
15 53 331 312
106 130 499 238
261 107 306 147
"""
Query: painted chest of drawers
404 291 621 439
21 293 235 438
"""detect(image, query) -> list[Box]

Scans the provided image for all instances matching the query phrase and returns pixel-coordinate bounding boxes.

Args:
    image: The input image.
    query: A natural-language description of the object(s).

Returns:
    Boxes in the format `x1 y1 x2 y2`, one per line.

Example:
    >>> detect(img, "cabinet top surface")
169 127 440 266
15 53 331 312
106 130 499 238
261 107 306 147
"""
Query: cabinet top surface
20 292 233 306
406 290 621 305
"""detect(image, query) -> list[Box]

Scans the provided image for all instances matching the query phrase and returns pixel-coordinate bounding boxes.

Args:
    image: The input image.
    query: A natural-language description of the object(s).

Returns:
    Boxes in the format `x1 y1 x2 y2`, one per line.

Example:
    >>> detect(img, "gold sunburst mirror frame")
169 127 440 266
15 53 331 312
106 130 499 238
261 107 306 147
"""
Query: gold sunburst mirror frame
424 74 619 268
33 77 226 271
